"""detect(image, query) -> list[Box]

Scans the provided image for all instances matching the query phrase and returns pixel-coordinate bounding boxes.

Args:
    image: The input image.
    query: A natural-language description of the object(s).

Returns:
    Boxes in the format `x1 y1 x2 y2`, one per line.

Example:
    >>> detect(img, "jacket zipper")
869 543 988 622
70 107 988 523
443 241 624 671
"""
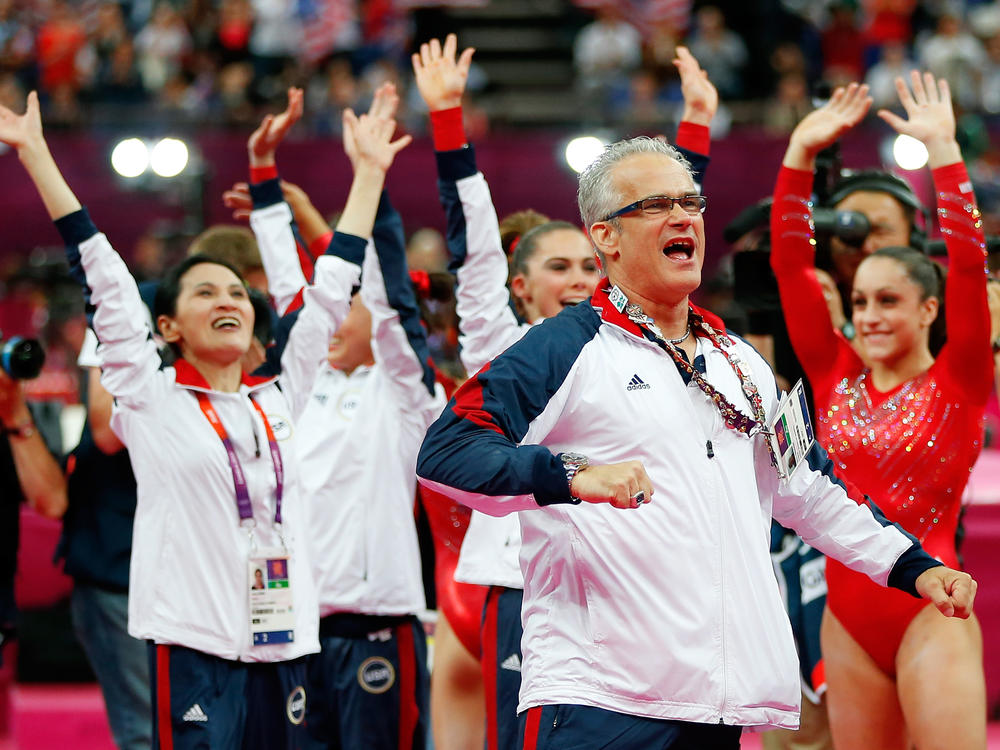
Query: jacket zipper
696 350 728 723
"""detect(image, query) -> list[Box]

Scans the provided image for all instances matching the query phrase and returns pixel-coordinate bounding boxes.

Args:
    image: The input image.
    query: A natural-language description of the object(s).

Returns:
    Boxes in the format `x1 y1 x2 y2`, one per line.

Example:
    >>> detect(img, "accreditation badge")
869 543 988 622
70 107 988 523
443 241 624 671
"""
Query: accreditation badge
768 379 816 480
248 551 295 646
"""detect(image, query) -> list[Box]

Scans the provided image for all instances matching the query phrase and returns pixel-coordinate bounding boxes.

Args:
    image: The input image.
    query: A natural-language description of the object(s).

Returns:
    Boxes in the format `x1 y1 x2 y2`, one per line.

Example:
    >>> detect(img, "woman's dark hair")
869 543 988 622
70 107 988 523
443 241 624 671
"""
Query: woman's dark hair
867 245 947 355
510 221 584 278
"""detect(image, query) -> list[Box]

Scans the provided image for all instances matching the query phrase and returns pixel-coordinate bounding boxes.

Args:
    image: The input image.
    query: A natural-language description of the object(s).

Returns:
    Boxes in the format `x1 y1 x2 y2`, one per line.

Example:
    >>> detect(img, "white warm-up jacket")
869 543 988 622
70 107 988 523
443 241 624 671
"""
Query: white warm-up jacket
250 182 446 617
58 209 360 662
417 279 941 729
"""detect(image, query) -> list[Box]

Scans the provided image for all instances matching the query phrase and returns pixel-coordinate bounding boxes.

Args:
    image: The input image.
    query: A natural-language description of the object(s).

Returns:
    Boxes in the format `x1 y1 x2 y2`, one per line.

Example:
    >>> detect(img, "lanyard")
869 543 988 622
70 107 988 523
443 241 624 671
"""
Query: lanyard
196 390 285 526
612 286 780 472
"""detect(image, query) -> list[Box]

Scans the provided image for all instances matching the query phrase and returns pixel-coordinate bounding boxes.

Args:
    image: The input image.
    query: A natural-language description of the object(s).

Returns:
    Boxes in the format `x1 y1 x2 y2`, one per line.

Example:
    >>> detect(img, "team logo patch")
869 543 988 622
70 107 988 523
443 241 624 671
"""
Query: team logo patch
268 414 293 441
286 686 306 725
357 656 395 694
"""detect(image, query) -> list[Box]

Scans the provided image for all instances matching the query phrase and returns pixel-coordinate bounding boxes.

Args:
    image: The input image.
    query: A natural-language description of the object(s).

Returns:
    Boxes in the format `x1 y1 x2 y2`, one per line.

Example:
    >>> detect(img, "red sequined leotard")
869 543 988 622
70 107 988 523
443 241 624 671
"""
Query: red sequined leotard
771 162 991 675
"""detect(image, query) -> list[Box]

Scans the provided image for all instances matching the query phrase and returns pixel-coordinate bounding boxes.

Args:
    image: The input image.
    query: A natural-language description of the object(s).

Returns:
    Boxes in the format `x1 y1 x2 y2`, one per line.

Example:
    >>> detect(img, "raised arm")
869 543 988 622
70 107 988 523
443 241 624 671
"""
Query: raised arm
673 45 714 188
361 193 444 413
0 92 162 410
413 35 524 374
880 72 991 402
243 87 311 314
771 83 871 389
272 86 413 417
338 82 442 412
0 92 79 220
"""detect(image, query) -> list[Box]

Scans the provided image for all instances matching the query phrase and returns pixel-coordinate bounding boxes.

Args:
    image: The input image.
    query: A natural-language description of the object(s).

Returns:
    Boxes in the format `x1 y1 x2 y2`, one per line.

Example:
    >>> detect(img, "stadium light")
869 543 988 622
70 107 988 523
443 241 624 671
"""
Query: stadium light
150 138 190 178
111 136 193 179
564 135 607 174
110 138 149 178
891 134 929 171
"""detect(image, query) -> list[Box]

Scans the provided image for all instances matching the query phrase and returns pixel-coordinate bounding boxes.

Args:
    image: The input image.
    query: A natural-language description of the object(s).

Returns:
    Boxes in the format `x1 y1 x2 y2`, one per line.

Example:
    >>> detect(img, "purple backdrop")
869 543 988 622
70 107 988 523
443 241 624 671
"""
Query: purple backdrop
0 126 893 277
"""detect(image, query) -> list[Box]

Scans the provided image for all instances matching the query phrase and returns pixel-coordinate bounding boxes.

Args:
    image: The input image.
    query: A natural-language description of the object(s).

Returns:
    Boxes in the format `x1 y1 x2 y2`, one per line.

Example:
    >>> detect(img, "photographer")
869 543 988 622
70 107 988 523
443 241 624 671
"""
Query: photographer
0 353 67 673
0 358 66 519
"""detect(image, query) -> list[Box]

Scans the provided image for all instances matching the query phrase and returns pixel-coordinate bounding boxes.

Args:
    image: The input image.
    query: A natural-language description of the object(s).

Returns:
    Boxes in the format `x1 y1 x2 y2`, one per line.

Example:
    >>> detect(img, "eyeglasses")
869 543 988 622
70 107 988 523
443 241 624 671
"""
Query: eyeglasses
602 195 708 222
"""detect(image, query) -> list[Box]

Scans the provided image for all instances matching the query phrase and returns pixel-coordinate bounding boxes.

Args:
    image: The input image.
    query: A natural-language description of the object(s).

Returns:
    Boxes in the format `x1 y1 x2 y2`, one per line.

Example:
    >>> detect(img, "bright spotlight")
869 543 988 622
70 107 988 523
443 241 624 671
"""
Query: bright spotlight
565 136 606 174
892 134 929 171
150 138 189 178
111 138 149 178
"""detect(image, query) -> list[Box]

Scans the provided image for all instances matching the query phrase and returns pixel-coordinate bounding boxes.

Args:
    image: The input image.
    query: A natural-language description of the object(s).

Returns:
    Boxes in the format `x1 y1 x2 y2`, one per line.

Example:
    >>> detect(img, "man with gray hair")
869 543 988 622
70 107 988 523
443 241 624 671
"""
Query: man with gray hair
416 136 976 749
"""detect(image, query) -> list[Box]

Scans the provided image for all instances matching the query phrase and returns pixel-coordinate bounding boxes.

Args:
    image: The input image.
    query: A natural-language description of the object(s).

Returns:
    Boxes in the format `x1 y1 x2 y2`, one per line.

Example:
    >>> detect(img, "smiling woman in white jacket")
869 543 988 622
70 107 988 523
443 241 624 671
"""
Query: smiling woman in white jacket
0 91 406 750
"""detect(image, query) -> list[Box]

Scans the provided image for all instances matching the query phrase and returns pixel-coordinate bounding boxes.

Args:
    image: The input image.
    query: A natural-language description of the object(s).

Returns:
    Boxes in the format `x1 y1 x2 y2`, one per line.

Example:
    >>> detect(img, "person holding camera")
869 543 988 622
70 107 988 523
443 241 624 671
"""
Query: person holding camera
0 350 64 702
0 367 66 520
0 360 67 666
771 74 989 750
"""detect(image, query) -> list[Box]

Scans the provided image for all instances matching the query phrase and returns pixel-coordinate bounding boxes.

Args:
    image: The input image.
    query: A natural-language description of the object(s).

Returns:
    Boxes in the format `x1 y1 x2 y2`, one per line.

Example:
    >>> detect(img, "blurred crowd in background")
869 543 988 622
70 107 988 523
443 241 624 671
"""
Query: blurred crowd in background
0 0 998 131
2 0 1000 426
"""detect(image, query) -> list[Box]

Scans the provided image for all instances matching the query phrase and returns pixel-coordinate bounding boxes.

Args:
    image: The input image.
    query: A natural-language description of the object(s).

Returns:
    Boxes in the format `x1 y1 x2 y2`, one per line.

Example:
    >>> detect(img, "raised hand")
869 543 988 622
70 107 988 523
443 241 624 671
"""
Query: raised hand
0 90 43 153
223 180 309 220
411 33 475 112
784 82 872 171
343 109 411 174
344 82 400 170
878 71 960 167
675 46 718 127
0 90 80 219
223 179 331 245
248 87 304 168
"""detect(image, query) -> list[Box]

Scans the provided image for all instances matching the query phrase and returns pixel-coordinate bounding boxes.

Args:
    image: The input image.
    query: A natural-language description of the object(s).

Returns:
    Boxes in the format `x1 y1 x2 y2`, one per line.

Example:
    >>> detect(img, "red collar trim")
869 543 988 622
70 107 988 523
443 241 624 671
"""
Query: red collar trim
591 278 728 338
173 358 278 391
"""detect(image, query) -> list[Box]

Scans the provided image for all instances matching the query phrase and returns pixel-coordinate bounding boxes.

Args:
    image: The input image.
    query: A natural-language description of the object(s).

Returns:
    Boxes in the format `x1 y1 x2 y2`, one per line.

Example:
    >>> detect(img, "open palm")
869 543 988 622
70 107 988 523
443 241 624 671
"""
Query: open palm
878 71 955 144
790 82 871 157
412 34 475 112
0 91 42 151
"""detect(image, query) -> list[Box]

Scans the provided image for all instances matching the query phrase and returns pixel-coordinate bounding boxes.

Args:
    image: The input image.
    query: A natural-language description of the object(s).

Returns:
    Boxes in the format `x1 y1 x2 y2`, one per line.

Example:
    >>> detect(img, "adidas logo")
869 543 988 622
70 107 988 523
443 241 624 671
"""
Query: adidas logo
626 374 650 392
182 704 208 722
500 654 521 672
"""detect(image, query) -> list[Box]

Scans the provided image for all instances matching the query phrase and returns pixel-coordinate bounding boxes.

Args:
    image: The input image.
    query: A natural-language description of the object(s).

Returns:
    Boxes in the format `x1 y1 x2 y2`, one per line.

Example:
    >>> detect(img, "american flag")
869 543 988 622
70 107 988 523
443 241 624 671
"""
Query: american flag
299 0 358 64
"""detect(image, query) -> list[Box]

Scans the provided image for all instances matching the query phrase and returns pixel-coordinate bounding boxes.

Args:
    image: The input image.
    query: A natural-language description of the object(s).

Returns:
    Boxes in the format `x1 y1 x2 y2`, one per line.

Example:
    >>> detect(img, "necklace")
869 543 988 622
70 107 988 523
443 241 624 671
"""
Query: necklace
619 290 780 473
666 325 691 345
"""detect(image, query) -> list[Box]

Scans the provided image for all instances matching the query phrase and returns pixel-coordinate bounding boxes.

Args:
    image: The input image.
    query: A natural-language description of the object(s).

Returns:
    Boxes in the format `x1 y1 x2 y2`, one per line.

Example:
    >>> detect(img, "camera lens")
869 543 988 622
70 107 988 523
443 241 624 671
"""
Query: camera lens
1 337 46 380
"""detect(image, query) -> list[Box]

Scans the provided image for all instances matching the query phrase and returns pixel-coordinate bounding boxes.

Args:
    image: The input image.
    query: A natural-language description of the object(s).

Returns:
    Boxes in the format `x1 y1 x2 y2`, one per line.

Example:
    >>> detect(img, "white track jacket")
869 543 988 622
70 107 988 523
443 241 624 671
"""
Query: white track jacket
58 209 361 662
417 279 941 729
250 182 446 617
